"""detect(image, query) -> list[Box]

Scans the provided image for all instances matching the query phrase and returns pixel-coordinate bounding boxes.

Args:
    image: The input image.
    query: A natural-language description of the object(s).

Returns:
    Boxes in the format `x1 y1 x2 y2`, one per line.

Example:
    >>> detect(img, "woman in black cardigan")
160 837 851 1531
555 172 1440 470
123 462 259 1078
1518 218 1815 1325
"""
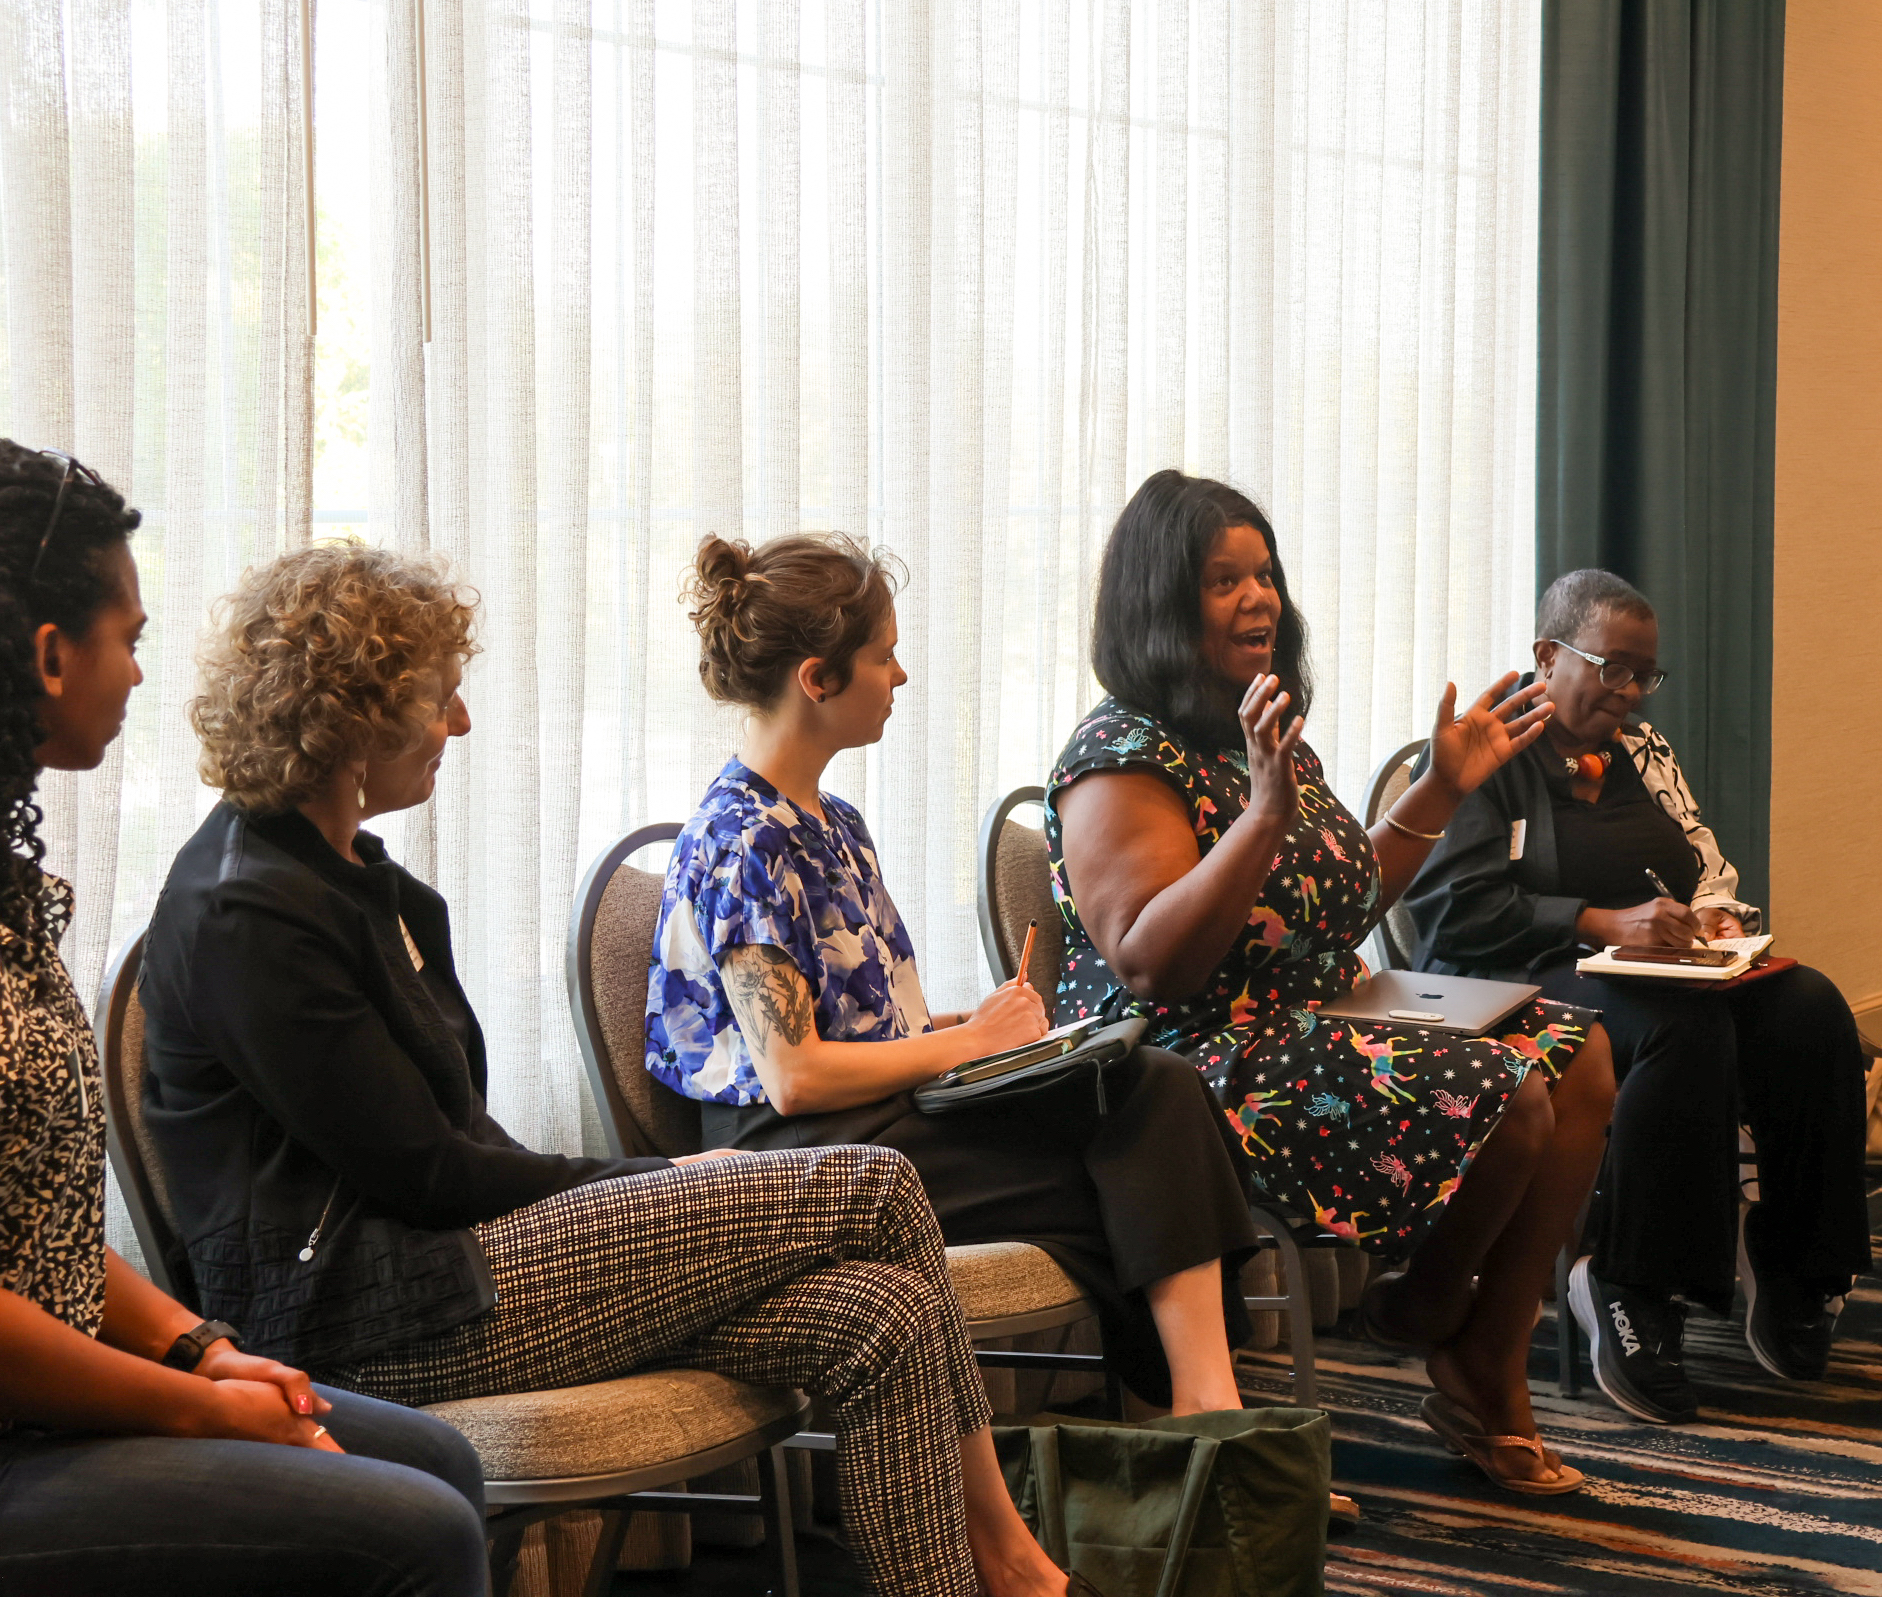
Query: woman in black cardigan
1405 570 1869 1427
140 543 1086 1597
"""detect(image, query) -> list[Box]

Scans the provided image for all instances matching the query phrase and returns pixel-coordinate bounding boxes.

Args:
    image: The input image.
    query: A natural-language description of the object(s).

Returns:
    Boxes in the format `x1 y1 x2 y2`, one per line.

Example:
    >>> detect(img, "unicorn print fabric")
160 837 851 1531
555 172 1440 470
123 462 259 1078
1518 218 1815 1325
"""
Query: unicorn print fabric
1046 697 1598 1259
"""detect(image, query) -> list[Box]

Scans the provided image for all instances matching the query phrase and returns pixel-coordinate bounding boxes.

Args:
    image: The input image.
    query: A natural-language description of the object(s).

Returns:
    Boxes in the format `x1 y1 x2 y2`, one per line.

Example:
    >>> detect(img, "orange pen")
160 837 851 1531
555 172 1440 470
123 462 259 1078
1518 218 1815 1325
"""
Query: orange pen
1016 919 1038 988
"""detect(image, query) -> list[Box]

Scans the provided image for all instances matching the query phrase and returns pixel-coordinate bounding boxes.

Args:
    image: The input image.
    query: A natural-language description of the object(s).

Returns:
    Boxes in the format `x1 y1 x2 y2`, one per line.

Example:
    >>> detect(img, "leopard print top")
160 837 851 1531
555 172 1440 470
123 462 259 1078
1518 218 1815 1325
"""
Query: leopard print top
0 874 106 1339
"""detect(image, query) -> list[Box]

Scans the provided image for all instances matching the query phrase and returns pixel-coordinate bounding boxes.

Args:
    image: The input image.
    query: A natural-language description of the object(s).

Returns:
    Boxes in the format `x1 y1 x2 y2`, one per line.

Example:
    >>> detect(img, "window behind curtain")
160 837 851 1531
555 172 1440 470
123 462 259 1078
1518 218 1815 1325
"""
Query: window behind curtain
4 0 1538 1184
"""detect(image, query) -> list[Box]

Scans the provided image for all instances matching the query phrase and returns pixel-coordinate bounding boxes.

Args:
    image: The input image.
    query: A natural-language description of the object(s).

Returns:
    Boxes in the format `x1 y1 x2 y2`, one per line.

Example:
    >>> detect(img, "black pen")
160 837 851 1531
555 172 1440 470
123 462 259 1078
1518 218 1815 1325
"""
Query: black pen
1643 868 1672 899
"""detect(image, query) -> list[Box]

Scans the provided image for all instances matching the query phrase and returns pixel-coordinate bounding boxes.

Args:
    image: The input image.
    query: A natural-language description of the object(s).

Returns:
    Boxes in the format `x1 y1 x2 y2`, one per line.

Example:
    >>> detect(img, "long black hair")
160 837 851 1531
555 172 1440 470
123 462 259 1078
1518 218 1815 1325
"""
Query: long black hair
1091 470 1312 747
0 440 140 946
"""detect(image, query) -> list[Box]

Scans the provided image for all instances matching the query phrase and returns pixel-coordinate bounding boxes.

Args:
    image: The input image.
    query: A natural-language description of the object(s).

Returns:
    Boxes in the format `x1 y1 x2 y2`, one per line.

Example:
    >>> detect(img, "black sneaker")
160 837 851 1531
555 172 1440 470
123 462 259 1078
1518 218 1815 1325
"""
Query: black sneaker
1740 1207 1844 1381
1567 1256 1699 1424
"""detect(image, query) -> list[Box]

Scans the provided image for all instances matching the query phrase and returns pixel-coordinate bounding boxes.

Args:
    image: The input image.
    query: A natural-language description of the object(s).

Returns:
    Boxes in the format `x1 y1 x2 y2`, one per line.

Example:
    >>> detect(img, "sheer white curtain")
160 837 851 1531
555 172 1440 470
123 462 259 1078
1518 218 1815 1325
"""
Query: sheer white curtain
0 0 312 1256
5 0 1539 1216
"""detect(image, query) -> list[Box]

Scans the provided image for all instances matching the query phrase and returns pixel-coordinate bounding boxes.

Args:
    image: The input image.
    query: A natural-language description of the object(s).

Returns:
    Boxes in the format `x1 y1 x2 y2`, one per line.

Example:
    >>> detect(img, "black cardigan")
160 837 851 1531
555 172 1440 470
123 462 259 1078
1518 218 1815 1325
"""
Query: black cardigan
139 804 668 1366
1400 736 1593 981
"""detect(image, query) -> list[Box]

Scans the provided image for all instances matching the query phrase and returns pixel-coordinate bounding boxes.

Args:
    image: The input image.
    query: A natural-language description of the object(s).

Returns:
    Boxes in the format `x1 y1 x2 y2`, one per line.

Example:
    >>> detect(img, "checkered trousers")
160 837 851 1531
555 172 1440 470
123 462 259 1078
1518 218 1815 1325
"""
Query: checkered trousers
324 1144 990 1597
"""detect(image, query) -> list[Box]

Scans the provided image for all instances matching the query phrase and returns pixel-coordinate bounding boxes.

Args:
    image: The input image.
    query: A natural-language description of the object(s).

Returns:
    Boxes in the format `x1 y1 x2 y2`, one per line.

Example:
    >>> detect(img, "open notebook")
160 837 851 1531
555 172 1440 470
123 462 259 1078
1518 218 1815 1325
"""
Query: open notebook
1576 934 1774 982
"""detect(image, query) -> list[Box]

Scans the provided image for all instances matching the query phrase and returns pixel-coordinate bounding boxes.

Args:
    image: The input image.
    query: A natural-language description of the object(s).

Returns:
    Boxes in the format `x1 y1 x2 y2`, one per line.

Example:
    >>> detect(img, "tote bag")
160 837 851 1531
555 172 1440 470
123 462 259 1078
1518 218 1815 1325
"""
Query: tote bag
995 1408 1330 1597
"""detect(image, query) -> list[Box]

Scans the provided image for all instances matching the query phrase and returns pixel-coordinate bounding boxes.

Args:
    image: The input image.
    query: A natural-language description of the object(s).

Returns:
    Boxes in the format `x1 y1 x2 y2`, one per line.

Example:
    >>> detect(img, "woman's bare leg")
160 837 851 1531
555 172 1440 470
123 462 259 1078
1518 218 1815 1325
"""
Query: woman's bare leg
1146 1257 1244 1415
1366 1068 1558 1347
1426 1026 1616 1482
960 1425 1069 1597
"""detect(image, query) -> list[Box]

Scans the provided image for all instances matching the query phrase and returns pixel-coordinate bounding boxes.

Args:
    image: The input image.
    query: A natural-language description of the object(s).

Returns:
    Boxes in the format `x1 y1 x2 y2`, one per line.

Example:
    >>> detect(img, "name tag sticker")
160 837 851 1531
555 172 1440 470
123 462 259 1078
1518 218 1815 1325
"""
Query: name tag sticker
1509 819 1528 861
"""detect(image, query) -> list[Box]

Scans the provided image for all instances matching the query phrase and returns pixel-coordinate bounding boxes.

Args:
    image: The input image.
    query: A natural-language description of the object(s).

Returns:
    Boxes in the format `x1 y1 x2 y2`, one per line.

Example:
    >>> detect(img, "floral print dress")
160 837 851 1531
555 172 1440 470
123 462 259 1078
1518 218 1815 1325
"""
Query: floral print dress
1045 697 1598 1259
646 758 931 1105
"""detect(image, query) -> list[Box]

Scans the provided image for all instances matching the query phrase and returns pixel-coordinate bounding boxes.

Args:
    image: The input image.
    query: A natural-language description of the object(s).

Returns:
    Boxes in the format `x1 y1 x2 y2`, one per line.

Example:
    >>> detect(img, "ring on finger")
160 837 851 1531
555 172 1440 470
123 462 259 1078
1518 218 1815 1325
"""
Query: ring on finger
312 1425 329 1440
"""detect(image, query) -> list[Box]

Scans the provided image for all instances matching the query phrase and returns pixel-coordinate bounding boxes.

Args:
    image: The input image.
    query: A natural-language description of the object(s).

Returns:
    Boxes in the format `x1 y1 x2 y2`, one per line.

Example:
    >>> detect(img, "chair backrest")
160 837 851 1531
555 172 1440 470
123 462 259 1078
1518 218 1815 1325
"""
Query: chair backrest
96 924 193 1303
1362 739 1428 970
976 786 1064 1020
567 824 704 1159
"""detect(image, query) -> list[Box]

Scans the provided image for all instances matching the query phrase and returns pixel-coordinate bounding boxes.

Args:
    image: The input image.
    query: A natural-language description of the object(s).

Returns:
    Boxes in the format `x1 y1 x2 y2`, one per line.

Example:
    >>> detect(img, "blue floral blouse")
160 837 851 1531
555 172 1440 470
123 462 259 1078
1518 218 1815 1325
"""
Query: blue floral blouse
646 759 933 1105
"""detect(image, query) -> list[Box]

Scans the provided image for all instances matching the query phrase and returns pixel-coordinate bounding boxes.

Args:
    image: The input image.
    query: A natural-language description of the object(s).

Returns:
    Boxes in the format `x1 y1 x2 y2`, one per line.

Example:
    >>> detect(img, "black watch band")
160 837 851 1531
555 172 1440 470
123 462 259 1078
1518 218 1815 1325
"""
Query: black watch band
161 1319 243 1372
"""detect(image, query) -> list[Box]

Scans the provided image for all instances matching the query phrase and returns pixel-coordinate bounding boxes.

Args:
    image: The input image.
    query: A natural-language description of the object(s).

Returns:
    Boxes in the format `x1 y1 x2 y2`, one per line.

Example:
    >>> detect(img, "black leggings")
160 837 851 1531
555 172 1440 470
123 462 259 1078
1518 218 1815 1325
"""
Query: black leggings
1534 960 1871 1308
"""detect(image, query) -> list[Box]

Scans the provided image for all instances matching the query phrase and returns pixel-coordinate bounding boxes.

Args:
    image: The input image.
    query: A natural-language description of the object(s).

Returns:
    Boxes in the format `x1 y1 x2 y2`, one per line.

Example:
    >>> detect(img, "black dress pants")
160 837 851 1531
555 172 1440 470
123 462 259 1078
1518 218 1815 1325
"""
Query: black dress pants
703 1046 1260 1404
1534 960 1871 1309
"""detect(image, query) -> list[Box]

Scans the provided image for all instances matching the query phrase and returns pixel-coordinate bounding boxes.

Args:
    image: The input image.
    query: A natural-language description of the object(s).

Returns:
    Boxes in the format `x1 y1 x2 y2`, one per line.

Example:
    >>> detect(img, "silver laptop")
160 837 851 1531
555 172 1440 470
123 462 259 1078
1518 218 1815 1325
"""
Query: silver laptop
1315 969 1541 1037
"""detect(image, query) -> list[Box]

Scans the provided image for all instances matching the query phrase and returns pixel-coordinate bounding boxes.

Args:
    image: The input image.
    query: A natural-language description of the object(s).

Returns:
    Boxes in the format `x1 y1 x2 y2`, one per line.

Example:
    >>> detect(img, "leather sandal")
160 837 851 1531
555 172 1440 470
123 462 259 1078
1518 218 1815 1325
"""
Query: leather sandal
1418 1393 1584 1496
1327 1491 1362 1534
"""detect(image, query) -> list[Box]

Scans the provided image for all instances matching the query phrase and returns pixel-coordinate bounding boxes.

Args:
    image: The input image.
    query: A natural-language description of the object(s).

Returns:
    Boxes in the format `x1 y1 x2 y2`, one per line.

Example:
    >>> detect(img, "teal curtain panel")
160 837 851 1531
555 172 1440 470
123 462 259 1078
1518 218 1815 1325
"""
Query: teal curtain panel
1537 0 1785 910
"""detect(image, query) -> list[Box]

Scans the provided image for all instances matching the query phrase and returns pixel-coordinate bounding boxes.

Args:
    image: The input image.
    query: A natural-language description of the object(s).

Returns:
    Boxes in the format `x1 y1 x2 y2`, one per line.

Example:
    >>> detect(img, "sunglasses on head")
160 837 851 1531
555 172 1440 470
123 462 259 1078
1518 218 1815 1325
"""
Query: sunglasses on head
29 450 106 588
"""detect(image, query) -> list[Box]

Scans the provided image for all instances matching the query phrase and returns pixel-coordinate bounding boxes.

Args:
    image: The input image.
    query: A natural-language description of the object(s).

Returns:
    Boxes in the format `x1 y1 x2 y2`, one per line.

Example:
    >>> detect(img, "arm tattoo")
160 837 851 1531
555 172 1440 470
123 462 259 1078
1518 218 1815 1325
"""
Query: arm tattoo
722 943 817 1059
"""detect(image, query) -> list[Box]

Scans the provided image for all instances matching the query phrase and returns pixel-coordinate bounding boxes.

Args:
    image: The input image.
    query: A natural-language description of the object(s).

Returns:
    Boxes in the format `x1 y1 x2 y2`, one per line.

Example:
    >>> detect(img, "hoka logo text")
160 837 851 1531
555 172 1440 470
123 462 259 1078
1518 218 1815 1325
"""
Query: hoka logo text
1608 1299 1641 1357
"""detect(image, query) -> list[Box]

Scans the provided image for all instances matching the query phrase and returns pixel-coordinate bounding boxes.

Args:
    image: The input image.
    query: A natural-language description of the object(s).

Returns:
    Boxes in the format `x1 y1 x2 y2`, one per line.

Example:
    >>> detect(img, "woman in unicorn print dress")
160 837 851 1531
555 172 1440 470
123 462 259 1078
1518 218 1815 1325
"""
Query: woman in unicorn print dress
1049 472 1616 1495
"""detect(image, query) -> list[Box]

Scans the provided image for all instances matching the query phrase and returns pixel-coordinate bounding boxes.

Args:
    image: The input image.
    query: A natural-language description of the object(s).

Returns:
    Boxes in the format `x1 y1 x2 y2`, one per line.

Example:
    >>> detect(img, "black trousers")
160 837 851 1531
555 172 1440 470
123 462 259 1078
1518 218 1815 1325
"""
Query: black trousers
1534 960 1871 1308
703 1046 1260 1405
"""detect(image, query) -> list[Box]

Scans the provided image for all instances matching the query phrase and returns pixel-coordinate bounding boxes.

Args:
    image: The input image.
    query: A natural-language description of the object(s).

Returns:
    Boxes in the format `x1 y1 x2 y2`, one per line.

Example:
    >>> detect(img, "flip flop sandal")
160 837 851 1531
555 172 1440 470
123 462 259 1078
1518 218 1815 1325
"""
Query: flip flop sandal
1328 1491 1363 1535
1418 1393 1584 1496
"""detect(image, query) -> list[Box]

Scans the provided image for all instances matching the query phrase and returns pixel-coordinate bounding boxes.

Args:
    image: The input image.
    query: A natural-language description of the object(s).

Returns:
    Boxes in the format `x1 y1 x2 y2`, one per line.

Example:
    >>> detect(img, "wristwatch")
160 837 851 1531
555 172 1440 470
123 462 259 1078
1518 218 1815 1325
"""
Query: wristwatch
161 1319 244 1372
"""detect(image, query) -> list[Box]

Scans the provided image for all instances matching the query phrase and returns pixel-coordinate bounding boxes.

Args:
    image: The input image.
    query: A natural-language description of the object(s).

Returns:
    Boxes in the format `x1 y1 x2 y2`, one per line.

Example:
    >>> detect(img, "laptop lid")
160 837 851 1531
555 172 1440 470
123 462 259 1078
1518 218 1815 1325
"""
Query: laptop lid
1315 969 1541 1038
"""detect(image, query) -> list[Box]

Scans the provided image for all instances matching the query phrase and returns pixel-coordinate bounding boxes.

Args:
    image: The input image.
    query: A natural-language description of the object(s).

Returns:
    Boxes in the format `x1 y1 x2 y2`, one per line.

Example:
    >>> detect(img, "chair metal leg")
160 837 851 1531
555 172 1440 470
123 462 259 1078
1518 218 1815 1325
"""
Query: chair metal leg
1269 1224 1318 1410
487 1522 528 1597
1555 1243 1580 1398
579 1510 631 1597
757 1444 801 1597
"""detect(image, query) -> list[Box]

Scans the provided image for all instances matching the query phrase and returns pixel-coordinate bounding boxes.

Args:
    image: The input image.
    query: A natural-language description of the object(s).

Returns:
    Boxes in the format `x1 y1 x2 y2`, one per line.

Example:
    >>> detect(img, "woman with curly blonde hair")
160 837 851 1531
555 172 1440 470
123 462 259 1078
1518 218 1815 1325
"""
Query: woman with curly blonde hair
140 543 1092 1597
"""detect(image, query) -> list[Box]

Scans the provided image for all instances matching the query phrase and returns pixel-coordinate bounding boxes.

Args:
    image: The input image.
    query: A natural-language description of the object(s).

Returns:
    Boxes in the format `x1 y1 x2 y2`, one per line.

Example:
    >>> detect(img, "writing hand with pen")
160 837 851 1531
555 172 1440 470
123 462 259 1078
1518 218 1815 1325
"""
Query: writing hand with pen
1575 868 1698 949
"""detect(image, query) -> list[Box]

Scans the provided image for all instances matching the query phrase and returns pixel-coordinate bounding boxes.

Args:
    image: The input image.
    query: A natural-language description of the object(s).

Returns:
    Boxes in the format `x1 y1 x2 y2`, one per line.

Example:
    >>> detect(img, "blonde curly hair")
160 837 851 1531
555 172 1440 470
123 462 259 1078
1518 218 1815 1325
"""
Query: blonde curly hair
193 542 479 812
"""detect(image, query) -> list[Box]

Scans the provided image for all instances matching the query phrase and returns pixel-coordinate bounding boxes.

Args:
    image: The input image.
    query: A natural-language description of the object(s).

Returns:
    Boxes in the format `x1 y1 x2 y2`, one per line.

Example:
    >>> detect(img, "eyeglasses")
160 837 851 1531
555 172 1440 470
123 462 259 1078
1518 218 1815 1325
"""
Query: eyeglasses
29 450 105 587
1548 639 1667 696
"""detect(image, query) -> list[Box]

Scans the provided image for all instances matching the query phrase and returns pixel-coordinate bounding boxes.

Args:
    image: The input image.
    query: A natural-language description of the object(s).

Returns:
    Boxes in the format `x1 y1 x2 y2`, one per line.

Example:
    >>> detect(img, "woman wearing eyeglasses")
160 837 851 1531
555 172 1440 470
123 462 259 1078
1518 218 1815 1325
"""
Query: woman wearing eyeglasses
1404 569 1870 1427
0 442 488 1597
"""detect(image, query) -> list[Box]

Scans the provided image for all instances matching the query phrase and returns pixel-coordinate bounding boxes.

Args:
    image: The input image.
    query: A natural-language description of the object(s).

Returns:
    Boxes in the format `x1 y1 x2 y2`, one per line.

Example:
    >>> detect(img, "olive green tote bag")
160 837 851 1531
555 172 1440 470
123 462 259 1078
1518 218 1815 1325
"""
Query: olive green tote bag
994 1408 1330 1597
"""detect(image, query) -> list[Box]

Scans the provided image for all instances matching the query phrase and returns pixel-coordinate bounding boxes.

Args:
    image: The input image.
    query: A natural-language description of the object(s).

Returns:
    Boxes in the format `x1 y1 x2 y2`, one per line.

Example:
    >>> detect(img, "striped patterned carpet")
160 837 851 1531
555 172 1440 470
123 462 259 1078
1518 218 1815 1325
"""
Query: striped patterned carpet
1236 1205 1882 1595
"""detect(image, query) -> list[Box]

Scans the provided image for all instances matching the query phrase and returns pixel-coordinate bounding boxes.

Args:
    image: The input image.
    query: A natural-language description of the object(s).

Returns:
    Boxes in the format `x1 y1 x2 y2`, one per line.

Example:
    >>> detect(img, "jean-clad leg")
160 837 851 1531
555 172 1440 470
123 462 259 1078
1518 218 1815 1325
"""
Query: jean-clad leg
0 1387 487 1597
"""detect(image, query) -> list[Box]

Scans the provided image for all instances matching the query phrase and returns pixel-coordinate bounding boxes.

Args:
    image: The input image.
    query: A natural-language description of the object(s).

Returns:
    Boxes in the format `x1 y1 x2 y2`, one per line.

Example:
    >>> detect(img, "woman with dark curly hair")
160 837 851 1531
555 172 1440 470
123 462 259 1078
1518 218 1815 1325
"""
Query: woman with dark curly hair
1049 471 1617 1494
0 444 490 1597
140 542 1087 1597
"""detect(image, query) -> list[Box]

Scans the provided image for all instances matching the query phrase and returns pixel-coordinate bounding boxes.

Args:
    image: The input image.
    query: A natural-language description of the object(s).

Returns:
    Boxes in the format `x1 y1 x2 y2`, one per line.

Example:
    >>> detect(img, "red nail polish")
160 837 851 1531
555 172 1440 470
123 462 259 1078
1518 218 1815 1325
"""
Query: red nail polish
296 1394 312 1414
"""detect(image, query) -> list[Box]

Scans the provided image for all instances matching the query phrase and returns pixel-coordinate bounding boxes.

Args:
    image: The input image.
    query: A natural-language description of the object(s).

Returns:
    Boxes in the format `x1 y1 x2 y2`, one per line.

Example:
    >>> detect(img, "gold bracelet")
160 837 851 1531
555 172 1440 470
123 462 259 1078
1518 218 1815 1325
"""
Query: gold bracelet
1383 811 1445 843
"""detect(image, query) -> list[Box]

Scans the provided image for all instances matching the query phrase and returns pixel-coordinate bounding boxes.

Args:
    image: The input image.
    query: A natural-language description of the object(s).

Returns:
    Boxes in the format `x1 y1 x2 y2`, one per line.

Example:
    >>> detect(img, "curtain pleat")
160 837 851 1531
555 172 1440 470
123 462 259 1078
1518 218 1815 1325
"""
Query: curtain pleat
7 1 1544 1202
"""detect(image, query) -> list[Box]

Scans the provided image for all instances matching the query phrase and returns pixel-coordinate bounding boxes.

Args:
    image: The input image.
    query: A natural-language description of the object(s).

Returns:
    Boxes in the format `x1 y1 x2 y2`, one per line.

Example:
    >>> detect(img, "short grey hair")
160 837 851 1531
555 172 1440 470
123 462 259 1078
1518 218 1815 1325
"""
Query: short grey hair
1535 568 1655 646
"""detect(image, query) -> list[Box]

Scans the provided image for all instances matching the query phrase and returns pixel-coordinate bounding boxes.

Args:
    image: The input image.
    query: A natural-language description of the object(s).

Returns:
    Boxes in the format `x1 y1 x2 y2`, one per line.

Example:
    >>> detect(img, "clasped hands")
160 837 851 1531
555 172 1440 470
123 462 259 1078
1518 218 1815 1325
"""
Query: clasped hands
188 1340 341 1452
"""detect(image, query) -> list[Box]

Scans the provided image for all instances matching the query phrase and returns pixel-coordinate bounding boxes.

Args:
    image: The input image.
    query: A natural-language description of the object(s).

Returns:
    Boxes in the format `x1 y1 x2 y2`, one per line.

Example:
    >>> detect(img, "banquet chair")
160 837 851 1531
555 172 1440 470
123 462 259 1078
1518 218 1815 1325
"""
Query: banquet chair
977 787 1326 1407
567 826 1111 1411
99 927 808 1597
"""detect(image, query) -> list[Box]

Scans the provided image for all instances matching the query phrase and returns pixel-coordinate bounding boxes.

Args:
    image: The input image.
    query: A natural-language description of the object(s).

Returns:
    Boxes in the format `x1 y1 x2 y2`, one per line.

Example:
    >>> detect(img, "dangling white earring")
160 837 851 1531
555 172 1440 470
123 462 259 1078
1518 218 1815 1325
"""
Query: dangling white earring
357 774 369 812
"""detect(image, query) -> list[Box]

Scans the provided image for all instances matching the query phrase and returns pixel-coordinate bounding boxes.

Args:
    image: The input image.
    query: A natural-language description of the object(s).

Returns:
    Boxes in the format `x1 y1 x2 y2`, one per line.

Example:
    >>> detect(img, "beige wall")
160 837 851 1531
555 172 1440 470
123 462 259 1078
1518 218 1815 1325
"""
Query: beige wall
1771 1 1882 1013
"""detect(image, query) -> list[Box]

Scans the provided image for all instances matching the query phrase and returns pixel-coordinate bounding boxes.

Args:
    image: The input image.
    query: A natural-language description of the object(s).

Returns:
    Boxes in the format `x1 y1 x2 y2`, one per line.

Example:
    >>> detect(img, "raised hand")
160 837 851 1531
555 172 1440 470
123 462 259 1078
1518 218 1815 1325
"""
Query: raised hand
1239 674 1305 825
1426 673 1552 800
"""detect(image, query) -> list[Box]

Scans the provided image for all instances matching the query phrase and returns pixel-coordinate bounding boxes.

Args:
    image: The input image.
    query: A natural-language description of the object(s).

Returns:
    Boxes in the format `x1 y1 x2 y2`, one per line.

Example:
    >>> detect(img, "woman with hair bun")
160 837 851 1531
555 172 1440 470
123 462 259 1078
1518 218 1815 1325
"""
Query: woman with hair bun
141 540 1088 1597
652 532 1264 1421
0 443 490 1597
